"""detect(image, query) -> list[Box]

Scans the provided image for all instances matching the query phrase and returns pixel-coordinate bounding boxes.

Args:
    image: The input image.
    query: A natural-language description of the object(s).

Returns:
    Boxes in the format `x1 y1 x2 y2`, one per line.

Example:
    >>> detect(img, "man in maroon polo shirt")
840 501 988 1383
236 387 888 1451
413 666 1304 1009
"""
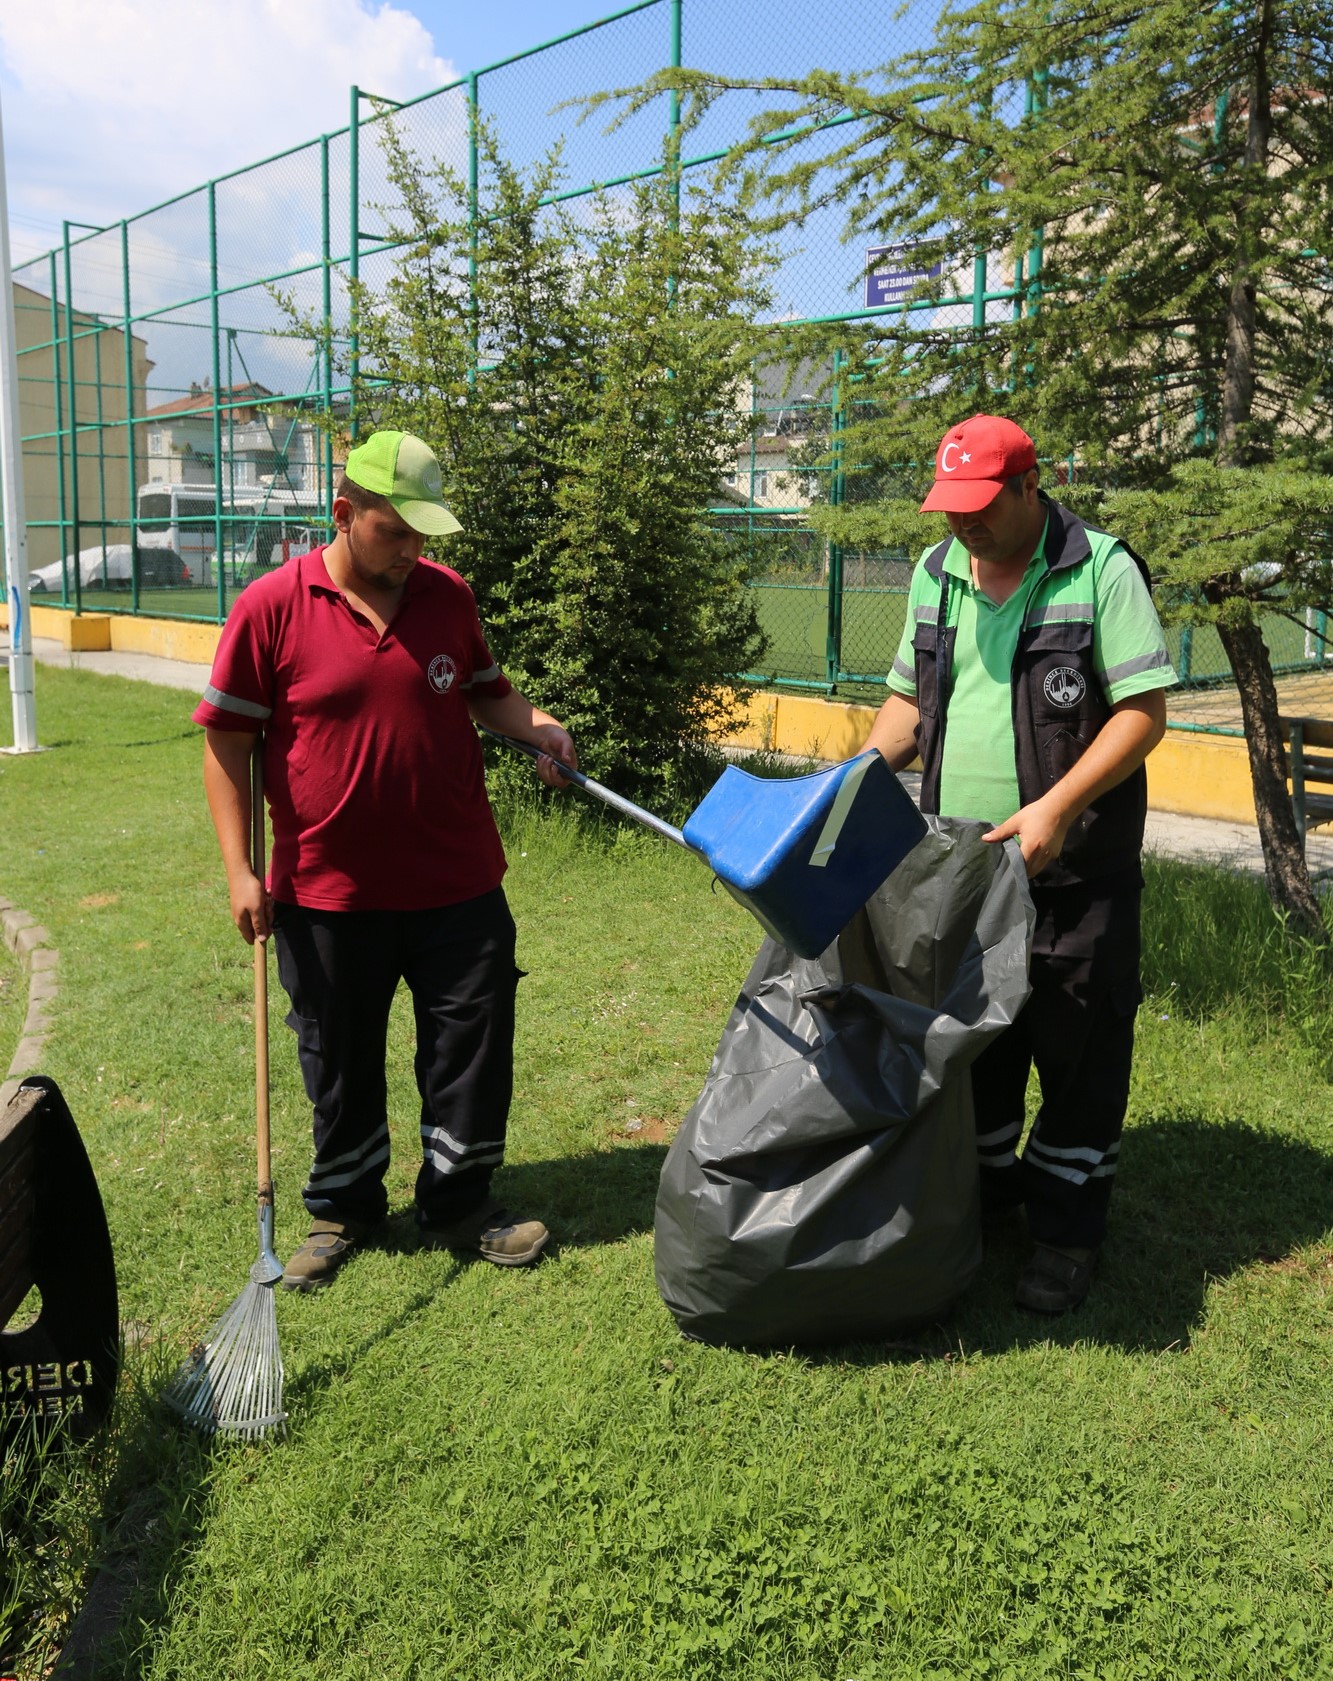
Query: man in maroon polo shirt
194 429 576 1290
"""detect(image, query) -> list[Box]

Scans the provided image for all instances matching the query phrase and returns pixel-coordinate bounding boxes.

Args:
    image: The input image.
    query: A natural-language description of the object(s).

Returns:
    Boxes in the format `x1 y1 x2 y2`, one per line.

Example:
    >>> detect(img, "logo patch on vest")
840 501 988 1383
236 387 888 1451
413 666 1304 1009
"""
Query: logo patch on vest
1043 666 1086 708
428 654 457 694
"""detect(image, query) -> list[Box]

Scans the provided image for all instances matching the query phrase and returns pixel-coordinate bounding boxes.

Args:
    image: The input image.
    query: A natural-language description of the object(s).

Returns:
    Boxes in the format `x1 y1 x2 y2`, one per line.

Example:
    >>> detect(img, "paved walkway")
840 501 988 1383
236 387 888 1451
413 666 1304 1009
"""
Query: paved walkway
9 637 1333 880
20 635 213 694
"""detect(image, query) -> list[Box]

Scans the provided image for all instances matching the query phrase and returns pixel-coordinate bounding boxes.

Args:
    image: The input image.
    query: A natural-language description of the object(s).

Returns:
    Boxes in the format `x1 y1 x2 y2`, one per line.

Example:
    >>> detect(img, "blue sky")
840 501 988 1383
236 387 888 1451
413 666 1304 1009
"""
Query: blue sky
0 1 950 399
412 1 639 78
0 0 634 268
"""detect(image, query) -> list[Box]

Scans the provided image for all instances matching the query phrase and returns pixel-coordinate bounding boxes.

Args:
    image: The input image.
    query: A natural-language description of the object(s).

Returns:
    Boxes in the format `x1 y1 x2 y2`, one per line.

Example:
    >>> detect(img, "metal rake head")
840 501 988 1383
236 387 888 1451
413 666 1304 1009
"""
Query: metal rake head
164 1275 286 1441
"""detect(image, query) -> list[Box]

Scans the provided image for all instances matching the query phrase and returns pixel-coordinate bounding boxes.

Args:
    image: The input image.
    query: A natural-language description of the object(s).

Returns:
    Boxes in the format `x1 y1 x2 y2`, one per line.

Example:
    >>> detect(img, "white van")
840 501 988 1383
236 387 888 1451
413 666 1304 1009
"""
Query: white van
136 483 324 585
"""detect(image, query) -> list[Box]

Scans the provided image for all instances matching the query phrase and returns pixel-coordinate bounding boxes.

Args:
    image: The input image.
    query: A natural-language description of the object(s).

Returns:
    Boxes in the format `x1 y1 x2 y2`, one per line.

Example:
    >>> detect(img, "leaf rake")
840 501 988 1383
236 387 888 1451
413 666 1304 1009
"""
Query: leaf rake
165 740 286 1440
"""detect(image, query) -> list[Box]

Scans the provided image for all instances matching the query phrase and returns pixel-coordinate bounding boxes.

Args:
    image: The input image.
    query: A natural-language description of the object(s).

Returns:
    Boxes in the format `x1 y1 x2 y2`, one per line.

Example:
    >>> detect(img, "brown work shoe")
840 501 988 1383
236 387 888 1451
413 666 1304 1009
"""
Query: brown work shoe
282 1217 371 1293
420 1204 549 1268
1015 1243 1097 1314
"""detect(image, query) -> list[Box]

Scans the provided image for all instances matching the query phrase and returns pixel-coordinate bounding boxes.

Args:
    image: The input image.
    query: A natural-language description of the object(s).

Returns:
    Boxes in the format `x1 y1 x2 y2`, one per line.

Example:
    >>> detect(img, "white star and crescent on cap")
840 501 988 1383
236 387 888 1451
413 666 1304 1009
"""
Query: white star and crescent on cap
940 440 961 471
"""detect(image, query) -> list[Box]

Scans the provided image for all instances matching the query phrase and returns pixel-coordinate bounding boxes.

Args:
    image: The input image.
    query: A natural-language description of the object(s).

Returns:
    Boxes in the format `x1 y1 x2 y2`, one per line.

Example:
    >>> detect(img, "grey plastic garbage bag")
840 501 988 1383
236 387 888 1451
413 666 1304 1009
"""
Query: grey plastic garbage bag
655 816 1034 1348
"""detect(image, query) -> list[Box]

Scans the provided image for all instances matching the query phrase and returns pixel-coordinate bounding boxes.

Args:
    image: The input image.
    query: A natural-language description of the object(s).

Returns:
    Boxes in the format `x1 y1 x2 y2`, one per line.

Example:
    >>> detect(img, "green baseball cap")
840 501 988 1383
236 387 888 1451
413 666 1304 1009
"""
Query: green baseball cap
343 430 463 537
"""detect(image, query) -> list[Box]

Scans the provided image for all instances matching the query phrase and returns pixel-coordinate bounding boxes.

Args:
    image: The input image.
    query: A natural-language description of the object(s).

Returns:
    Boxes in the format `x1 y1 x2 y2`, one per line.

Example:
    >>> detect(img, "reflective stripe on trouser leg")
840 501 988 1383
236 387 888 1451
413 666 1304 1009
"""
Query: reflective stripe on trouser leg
1017 878 1142 1250
970 1006 1034 1215
405 888 519 1227
273 902 402 1224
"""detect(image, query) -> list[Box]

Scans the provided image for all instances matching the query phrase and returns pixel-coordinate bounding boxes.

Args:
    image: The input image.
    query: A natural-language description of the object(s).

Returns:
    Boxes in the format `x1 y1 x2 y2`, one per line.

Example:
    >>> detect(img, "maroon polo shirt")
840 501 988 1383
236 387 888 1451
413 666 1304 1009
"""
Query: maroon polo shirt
193 546 511 911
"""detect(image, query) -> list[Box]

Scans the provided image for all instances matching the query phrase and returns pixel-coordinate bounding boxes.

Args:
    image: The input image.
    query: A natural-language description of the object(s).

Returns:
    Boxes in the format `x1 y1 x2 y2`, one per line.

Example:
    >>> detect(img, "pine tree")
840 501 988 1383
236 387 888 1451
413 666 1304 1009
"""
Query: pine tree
295 123 771 804
625 0 1333 932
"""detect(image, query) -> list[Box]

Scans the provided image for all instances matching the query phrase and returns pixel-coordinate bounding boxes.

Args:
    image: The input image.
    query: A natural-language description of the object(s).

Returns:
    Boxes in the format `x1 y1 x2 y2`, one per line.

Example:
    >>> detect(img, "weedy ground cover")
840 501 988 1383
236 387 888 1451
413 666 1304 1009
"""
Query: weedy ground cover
1 667 1331 1680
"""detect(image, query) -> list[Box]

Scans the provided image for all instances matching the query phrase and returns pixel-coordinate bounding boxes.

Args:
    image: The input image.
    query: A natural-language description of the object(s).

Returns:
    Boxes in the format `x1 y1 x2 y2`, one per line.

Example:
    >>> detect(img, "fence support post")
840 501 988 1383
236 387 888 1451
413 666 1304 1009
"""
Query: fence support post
349 85 361 440
320 134 335 506
61 224 81 616
208 182 225 623
669 0 682 258
121 220 139 613
468 72 480 382
44 257 67 606
825 347 845 688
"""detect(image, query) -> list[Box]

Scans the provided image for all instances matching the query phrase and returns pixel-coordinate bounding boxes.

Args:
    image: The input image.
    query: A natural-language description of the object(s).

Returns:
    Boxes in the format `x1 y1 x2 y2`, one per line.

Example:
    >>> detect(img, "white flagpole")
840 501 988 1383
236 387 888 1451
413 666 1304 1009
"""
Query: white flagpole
0 84 38 753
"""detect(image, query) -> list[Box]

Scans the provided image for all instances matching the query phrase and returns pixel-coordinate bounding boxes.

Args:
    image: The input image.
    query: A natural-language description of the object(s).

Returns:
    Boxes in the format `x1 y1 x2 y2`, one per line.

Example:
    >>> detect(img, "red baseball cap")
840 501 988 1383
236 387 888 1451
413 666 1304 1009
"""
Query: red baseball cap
919 415 1038 513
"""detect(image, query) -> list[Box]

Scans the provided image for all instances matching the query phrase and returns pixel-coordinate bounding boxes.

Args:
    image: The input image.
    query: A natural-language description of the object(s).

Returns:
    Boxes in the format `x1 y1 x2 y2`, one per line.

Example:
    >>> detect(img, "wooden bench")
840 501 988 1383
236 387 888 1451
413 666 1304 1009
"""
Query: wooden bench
1282 717 1333 847
1 1077 119 1443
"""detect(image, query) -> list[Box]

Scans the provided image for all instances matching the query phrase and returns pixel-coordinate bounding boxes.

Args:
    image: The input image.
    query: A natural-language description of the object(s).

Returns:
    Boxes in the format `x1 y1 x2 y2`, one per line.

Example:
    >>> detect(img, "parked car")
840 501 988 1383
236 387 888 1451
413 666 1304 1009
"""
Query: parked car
28 544 190 594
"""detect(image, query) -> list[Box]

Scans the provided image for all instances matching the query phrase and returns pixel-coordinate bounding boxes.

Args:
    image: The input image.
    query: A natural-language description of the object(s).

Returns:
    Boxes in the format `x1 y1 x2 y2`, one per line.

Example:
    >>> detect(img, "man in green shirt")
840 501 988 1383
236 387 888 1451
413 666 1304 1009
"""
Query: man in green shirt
864 415 1175 1312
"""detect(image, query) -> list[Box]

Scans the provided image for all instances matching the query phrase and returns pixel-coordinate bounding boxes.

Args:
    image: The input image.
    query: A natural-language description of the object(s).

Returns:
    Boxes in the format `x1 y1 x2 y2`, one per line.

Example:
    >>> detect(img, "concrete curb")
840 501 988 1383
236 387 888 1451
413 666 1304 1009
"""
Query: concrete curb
0 896 59 1106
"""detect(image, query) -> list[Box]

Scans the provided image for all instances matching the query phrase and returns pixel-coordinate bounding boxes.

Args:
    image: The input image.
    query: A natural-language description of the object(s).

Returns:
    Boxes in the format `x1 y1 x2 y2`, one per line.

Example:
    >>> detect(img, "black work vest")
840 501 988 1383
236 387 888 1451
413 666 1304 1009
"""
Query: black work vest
911 496 1152 888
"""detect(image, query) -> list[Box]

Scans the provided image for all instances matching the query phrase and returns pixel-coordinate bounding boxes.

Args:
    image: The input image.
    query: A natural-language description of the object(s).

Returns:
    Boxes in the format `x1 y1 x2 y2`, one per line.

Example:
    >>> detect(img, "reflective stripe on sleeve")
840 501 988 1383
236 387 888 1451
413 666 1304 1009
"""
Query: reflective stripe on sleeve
1102 649 1173 686
202 684 272 721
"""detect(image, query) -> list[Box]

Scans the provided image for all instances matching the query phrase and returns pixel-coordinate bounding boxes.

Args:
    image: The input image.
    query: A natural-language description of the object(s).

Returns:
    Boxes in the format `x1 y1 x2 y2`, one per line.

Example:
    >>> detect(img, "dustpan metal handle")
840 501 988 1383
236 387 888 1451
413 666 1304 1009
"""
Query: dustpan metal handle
479 727 694 851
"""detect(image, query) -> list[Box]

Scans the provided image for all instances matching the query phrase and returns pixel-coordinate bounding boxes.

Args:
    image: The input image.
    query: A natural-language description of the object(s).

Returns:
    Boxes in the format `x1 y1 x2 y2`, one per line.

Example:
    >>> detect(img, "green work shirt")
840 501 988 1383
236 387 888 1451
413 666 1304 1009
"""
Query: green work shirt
886 520 1176 825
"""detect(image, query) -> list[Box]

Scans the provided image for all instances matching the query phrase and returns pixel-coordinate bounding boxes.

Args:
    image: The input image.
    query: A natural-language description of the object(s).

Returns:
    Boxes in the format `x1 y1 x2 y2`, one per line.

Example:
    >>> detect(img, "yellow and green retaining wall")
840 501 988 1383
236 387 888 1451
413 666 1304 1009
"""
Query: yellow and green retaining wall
3 608 1261 827
725 691 1260 828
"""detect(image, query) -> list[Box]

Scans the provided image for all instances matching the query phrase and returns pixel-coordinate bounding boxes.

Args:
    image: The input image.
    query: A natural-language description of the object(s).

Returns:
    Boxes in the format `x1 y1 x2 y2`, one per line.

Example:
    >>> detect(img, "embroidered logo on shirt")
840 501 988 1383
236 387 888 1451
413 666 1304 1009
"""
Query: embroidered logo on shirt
428 654 458 694
1043 666 1086 708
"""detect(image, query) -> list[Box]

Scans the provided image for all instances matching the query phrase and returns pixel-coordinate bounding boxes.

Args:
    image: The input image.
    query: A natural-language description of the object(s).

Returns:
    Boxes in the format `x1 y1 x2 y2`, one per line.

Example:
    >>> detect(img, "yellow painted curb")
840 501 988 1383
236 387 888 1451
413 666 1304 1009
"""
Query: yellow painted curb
1147 731 1256 825
0 603 112 649
2 603 221 663
109 616 222 665
726 691 879 762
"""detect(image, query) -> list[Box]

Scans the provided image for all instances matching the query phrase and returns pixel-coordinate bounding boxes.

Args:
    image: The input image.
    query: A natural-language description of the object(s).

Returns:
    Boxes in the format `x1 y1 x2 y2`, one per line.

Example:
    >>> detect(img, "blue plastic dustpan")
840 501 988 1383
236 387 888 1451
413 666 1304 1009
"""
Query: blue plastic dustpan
481 733 927 958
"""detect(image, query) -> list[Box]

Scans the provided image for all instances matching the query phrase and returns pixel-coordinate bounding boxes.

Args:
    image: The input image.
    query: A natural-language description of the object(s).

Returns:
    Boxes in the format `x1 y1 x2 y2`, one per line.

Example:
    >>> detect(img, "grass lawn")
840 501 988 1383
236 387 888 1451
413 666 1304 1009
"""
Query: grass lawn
2 666 1332 1680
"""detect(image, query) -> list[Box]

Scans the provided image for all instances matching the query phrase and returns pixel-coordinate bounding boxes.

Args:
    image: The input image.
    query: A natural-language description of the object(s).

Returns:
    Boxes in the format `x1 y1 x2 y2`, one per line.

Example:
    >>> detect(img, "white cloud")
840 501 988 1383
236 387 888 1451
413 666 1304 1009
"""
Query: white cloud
1 0 455 262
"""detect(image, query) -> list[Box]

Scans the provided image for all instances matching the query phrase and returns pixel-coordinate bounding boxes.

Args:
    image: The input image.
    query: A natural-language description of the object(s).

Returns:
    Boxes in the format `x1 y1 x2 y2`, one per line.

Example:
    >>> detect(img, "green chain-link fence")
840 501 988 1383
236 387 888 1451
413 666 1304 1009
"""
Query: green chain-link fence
5 0 1330 703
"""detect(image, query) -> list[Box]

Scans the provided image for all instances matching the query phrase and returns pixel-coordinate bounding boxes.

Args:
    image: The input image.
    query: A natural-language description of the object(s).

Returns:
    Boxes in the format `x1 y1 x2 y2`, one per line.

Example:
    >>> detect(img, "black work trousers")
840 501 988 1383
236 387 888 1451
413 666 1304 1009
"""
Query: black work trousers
971 871 1143 1250
272 888 519 1228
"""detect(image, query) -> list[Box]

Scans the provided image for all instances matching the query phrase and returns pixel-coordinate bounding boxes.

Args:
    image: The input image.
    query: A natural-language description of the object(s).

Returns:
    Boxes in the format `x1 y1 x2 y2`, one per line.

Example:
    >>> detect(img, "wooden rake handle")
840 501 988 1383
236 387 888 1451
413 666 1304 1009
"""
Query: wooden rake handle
252 741 273 1211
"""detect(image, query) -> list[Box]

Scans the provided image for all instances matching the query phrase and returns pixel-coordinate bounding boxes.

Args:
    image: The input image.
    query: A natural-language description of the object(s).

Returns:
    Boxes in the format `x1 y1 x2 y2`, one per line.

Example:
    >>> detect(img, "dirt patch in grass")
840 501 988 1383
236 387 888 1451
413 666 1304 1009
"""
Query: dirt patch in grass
618 1113 675 1145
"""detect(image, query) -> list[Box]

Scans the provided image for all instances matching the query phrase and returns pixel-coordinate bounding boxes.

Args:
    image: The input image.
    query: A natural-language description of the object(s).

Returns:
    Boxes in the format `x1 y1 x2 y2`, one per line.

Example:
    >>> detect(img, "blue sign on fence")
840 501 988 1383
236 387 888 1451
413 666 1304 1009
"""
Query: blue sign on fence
865 245 943 309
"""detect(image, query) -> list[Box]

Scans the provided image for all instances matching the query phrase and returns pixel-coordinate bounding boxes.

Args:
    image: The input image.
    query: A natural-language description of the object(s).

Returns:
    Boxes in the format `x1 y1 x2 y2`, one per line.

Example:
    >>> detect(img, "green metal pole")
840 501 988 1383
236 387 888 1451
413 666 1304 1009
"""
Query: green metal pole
61 224 82 615
971 250 987 332
47 254 68 607
1179 625 1194 684
667 0 682 307
93 320 108 574
122 218 139 613
208 182 226 622
749 361 757 530
349 85 361 440
468 71 479 383
972 82 992 341
825 347 845 687
1026 72 1045 319
321 134 334 509
226 329 236 571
